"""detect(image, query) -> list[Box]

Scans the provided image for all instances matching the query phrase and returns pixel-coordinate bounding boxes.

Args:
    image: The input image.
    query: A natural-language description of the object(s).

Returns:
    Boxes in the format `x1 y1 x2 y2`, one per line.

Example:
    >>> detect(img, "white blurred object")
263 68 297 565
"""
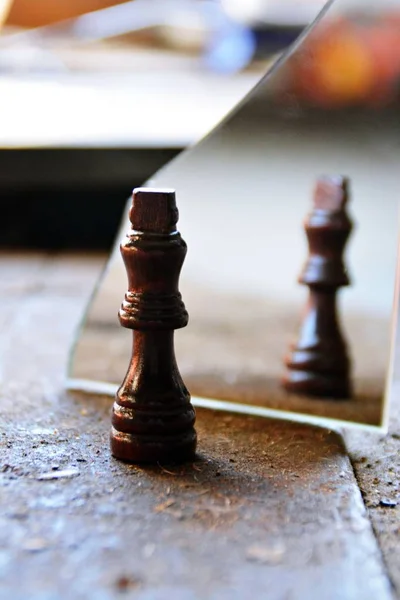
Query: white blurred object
222 0 400 27
0 67 264 148
221 0 329 27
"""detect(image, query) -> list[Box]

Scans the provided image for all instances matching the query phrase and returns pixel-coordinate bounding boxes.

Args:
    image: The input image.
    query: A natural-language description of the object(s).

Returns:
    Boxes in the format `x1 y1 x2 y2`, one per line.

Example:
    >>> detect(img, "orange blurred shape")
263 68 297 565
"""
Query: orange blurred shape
363 22 400 105
290 20 376 108
6 0 127 28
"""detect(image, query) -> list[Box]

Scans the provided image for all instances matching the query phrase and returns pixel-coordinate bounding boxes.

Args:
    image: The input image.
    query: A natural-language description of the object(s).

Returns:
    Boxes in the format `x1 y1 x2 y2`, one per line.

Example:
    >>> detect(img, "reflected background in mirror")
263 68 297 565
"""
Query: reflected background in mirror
68 0 400 430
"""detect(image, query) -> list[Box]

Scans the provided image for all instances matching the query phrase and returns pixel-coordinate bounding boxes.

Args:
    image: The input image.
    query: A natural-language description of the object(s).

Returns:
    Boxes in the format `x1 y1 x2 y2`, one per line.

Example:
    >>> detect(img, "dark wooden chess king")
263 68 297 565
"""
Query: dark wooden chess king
110 188 197 463
282 176 353 399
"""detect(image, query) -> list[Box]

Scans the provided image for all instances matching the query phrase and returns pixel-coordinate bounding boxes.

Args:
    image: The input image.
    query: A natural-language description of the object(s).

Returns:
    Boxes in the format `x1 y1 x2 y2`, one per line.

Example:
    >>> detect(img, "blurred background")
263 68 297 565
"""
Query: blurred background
0 0 400 249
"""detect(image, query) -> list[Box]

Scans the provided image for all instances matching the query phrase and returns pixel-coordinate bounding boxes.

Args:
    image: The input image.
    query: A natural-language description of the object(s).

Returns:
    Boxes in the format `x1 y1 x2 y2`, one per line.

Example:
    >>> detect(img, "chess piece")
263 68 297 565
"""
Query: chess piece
111 188 197 463
282 176 353 399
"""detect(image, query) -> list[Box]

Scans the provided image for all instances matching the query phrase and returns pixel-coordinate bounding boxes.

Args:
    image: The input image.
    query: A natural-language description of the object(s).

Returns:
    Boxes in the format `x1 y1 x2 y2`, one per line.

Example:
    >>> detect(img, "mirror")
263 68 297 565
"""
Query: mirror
68 0 400 431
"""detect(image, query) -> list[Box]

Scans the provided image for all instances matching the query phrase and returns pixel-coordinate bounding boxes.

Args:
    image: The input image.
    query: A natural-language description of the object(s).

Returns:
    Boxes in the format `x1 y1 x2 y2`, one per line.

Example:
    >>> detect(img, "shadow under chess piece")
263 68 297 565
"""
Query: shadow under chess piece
111 188 197 463
282 176 354 399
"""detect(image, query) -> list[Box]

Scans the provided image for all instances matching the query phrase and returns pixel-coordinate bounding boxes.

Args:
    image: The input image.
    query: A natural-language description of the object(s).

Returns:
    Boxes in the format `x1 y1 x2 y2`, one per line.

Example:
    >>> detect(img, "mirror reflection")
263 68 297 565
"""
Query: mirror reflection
69 0 400 429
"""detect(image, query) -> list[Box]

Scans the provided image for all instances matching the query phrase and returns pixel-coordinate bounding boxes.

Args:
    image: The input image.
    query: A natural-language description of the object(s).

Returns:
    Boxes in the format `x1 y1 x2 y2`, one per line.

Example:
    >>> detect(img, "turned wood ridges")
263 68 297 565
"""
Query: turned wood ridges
110 187 197 463
282 176 353 399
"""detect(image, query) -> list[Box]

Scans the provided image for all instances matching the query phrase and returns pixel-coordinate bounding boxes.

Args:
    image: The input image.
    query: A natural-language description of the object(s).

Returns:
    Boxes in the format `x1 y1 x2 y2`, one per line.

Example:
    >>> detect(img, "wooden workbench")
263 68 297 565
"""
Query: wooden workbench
0 252 398 599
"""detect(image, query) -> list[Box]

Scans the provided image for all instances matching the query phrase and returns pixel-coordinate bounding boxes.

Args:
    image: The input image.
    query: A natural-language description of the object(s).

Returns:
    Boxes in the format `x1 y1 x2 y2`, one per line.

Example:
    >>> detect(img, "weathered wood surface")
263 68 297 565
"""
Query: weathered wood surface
346 377 400 596
0 254 397 599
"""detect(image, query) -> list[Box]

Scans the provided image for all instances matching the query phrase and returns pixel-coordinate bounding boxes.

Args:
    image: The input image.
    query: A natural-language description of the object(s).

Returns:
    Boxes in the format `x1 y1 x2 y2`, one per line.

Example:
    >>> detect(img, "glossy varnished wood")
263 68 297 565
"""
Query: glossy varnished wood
110 188 197 463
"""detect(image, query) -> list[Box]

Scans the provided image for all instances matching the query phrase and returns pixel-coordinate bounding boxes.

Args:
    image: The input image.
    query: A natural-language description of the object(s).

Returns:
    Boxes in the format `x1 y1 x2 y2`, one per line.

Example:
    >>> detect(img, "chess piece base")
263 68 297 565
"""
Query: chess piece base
110 426 197 464
282 371 351 400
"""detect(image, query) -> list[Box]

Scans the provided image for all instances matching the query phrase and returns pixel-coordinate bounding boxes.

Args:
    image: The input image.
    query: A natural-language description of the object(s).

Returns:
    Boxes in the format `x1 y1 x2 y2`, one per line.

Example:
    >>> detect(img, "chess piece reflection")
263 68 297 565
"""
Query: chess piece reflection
111 188 197 463
282 176 353 399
